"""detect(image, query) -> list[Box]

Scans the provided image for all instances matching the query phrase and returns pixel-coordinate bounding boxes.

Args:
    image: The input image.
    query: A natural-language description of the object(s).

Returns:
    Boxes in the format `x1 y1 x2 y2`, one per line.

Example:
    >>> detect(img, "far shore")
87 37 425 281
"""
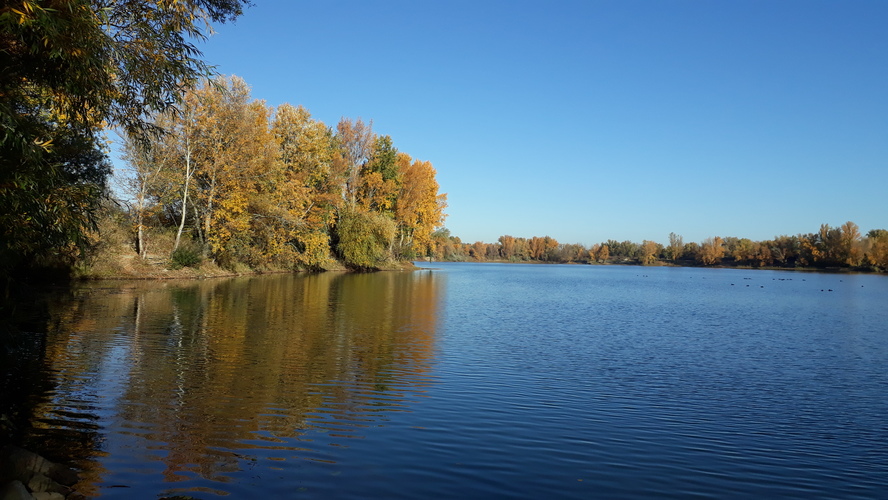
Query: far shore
72 257 883 283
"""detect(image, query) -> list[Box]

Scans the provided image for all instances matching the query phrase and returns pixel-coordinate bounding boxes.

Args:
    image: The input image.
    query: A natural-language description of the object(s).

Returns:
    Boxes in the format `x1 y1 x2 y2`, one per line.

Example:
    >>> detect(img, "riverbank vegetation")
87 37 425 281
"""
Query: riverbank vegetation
430 223 888 272
113 75 447 275
0 1 446 289
1 1 882 288
2 0 247 288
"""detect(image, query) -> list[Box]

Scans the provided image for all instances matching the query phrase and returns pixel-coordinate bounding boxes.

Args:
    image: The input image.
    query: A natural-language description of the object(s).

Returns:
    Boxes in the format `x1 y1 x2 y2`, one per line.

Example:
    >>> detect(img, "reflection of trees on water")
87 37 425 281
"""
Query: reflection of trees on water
15 271 442 492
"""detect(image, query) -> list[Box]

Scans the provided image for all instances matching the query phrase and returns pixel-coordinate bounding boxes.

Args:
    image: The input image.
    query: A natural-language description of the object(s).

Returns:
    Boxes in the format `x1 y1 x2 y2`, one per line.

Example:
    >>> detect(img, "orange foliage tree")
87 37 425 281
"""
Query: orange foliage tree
699 237 725 265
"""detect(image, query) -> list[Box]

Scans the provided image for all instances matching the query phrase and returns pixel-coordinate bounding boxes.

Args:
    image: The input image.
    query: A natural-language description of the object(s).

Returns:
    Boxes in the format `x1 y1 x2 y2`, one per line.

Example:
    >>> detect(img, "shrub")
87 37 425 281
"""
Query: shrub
170 244 203 270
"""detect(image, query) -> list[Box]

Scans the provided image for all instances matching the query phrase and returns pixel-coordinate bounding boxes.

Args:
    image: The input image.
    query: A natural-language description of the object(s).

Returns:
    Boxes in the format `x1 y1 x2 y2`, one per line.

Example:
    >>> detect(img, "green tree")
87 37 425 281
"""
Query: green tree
335 207 396 270
1 0 247 283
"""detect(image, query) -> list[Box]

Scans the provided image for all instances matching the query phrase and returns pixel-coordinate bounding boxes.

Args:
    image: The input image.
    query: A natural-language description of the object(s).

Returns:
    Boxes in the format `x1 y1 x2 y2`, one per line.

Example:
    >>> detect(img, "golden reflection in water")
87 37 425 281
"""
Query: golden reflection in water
26 271 442 494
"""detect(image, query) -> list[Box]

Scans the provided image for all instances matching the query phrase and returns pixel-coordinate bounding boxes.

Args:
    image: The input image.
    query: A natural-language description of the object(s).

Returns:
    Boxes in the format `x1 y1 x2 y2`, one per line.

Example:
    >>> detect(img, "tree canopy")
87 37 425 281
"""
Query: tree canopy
115 76 448 272
1 0 248 284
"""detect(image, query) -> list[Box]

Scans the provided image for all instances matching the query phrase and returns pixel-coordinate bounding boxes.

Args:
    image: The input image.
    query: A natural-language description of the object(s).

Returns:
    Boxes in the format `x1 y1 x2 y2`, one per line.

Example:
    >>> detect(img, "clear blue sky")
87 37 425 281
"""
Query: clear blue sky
193 0 886 246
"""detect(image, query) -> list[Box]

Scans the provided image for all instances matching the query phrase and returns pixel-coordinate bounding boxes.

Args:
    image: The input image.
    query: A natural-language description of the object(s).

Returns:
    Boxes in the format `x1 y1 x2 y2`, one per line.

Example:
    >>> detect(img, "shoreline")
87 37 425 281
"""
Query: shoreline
72 257 418 282
421 259 884 275
74 259 882 282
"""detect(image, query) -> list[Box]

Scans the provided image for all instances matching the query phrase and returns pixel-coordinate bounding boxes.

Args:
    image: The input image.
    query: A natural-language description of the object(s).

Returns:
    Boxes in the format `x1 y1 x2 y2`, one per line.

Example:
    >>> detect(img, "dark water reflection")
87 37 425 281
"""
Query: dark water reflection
4 264 888 498
4 271 441 497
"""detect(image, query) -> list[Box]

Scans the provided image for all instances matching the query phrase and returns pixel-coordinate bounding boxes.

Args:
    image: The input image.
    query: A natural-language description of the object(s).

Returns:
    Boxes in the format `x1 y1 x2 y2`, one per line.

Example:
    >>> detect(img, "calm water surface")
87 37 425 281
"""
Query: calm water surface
3 263 888 498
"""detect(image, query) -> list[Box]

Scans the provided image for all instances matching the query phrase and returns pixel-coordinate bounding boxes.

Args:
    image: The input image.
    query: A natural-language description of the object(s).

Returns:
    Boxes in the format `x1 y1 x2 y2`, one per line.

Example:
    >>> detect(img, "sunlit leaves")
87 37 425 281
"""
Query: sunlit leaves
699 237 725 266
335 207 396 270
120 76 447 271
1 0 247 281
394 154 447 257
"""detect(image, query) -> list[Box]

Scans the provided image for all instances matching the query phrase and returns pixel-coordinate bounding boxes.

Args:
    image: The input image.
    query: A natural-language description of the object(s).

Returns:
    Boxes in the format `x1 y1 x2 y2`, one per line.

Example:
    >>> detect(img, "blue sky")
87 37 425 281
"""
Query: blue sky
191 0 886 246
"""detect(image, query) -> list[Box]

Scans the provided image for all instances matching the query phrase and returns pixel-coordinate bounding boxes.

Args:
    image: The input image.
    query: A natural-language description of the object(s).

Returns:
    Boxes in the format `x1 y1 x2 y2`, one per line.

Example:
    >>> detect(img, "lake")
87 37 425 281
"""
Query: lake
3 263 888 498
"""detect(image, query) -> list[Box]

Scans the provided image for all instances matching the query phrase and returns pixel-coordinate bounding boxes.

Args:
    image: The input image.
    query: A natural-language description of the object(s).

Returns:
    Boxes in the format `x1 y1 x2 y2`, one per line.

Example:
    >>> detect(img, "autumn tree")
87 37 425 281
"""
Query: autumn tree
334 118 374 205
151 76 280 268
597 244 610 263
529 237 545 260
730 238 756 264
165 93 201 252
272 103 339 269
429 228 456 261
753 242 773 267
865 229 888 270
557 243 587 263
699 237 725 266
129 91 203 254
120 135 167 258
335 206 396 270
668 232 684 261
837 221 863 267
640 240 660 265
431 229 465 261
1 0 247 282
358 135 400 213
393 154 448 258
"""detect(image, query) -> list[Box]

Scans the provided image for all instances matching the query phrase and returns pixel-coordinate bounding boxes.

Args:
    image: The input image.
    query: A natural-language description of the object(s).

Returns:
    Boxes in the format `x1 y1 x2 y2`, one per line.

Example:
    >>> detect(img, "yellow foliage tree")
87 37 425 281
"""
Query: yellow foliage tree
598 244 610 263
640 240 660 265
187 77 279 267
272 103 340 269
394 153 447 257
699 236 725 265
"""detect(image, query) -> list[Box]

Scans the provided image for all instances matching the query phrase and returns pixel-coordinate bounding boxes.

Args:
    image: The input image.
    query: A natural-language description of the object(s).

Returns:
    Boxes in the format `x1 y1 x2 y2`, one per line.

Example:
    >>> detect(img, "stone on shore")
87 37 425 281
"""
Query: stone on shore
0 446 79 487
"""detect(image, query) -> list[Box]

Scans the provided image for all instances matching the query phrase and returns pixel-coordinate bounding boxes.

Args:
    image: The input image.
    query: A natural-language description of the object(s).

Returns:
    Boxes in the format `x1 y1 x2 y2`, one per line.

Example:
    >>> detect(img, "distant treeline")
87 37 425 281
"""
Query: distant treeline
427 222 888 271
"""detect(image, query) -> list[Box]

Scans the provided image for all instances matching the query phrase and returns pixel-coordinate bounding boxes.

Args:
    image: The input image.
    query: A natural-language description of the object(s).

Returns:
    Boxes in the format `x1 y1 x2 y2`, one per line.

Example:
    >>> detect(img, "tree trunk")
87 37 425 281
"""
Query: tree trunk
173 134 192 252
136 216 146 258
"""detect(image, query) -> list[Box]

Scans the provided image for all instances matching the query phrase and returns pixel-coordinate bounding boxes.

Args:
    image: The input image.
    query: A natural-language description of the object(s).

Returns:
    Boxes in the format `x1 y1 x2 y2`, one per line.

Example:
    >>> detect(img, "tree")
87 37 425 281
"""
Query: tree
598 244 610 263
668 232 684 261
272 103 339 269
529 237 546 260
1 0 247 281
335 207 396 270
121 135 166 258
699 237 725 266
2 0 248 139
0 123 110 278
393 154 447 257
865 229 888 270
752 242 773 267
640 240 660 265
358 135 400 213
167 93 201 252
190 77 279 267
498 235 516 261
334 118 374 205
558 243 587 263
838 221 863 267
731 238 756 264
